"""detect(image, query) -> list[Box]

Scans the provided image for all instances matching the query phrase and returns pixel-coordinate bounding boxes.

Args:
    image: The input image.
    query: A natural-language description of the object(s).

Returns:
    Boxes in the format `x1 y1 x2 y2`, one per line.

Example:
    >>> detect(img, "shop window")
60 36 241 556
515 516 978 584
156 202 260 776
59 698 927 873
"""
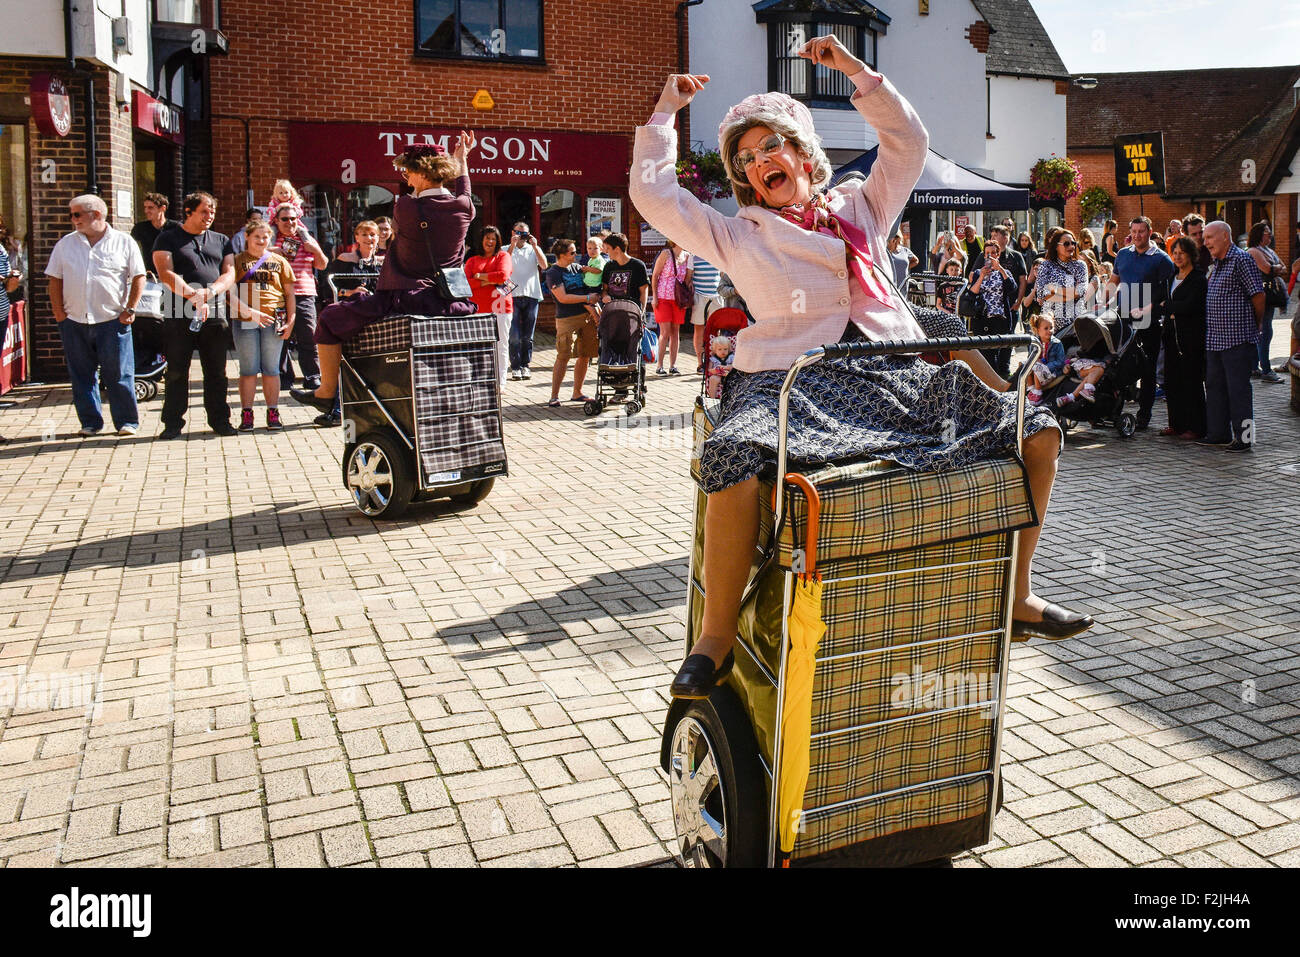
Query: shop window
583 189 621 238
538 189 580 253
347 187 395 233
416 0 543 62
299 184 343 259
467 190 487 253
0 122 29 279
765 20 877 105
156 0 201 23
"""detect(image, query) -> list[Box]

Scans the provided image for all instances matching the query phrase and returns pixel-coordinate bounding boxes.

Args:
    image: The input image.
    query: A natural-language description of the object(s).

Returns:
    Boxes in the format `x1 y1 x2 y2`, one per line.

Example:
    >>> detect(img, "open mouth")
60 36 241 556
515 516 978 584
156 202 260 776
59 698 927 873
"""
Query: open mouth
761 168 787 191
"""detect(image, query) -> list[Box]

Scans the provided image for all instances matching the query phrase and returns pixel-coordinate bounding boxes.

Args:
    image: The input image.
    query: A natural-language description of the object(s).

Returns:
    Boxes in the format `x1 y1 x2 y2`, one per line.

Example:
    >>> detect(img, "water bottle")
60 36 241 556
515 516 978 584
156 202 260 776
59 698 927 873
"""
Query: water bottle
189 313 202 333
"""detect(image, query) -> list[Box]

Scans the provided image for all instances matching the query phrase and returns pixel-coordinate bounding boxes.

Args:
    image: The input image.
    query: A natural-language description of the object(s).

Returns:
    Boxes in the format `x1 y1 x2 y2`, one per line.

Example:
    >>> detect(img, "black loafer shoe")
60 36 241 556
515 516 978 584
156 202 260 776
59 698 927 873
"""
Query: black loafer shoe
1012 603 1094 641
670 651 735 700
291 388 337 413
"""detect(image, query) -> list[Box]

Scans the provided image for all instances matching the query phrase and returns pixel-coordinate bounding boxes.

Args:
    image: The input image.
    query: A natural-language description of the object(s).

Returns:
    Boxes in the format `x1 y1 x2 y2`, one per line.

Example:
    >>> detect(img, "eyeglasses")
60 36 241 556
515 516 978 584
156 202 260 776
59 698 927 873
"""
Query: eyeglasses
733 132 786 176
279 216 299 222
70 210 87 219
1059 239 1076 247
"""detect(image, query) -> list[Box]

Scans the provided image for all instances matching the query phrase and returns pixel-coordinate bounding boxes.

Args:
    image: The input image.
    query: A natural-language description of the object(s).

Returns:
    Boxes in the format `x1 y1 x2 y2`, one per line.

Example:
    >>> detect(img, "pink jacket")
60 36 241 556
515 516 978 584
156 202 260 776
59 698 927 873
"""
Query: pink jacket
629 74 929 373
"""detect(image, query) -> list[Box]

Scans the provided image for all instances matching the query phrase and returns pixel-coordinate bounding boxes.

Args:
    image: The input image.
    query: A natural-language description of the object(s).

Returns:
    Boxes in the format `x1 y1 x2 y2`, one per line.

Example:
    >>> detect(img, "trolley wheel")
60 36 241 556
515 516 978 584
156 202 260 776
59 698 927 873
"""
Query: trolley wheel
448 477 494 505
624 400 641 416
134 378 150 402
146 379 160 400
583 399 601 416
668 695 766 868
344 429 415 519
1117 412 1137 439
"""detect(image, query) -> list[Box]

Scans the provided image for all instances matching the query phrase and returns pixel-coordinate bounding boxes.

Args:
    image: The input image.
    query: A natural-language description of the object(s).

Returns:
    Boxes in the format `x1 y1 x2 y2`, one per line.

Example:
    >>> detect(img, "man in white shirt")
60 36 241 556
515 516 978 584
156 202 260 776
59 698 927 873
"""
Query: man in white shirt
507 221 547 378
45 194 146 436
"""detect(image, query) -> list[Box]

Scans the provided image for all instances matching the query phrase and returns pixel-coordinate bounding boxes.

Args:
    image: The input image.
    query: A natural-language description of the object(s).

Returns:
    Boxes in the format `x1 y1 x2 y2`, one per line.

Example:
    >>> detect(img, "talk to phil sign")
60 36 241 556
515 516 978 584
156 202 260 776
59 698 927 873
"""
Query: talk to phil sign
288 123 629 187
1113 132 1165 195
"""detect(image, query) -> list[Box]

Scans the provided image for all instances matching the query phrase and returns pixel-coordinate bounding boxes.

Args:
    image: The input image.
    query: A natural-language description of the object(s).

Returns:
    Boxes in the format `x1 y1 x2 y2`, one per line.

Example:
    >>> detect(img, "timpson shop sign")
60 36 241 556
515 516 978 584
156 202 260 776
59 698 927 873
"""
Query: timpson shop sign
288 123 629 187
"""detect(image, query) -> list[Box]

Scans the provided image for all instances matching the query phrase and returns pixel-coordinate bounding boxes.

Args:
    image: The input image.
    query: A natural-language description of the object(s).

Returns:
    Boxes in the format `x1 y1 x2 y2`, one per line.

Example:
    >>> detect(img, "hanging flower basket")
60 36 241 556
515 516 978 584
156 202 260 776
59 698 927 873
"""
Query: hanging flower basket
1029 155 1082 202
677 149 732 203
1078 185 1112 224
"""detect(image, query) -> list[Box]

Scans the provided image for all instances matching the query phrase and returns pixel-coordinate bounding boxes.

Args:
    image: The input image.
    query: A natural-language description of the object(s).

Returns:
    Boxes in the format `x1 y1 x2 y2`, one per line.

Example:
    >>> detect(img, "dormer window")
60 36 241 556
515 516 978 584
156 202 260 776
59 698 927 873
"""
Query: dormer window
755 1 887 107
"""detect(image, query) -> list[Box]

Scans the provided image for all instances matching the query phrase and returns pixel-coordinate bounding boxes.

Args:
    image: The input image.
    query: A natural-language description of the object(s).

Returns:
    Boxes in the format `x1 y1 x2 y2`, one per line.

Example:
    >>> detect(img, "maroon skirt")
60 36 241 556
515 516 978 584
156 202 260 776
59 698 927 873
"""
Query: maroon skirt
316 286 476 345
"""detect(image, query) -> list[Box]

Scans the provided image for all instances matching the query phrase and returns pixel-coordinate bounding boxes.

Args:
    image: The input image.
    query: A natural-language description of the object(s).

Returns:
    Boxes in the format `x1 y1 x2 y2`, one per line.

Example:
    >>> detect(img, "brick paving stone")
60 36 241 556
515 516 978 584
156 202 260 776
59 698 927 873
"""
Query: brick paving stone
4 333 1300 869
1241 823 1300 858
980 839 1067 868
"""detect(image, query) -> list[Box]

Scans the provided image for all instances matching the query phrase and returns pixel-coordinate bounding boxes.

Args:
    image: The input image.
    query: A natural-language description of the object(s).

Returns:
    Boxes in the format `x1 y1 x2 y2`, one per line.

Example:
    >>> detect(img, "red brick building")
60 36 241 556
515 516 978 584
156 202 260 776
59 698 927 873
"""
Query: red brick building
0 61 187 378
207 0 685 288
1066 66 1300 264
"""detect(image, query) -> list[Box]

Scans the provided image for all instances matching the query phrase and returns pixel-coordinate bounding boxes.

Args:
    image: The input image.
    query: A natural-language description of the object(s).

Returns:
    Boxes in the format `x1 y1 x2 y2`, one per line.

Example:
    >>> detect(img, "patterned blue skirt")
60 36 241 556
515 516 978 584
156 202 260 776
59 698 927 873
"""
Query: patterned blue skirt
698 307 1060 494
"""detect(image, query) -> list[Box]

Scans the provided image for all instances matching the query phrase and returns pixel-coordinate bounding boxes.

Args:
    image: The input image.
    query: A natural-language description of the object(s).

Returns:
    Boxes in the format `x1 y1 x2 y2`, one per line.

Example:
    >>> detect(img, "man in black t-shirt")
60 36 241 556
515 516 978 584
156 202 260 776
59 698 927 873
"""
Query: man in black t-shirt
131 192 179 268
545 238 601 407
599 232 649 310
152 191 254 439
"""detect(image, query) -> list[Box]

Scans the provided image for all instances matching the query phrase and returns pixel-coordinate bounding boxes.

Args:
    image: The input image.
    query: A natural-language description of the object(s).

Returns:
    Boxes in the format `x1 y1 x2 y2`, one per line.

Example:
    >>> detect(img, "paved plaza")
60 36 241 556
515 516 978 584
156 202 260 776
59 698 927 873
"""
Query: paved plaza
0 320 1298 869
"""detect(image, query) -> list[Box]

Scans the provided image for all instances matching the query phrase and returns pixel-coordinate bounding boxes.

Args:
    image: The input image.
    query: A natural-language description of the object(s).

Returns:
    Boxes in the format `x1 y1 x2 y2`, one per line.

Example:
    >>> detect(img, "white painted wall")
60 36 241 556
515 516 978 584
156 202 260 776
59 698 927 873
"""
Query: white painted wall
986 74 1066 185
1274 143 1300 194
873 2 986 169
0 0 155 92
688 0 989 171
684 0 767 155
0 0 66 56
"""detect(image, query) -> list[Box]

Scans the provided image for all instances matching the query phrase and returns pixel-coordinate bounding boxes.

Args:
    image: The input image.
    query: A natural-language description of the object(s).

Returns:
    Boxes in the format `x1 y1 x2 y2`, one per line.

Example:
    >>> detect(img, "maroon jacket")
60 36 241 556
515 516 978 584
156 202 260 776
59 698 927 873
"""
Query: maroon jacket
378 174 474 292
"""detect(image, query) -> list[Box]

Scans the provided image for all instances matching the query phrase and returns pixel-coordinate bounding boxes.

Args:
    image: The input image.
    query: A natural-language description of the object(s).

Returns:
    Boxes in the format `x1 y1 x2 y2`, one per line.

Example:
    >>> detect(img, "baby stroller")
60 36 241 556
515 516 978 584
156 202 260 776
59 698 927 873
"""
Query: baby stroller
1041 309 1146 438
700 307 750 399
130 315 168 401
100 279 166 400
585 298 646 416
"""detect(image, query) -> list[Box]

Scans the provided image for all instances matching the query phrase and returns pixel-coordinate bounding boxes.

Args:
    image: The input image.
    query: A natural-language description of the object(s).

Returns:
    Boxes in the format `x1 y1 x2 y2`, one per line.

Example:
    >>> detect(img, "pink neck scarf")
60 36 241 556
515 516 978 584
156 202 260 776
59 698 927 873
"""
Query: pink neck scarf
779 193 891 304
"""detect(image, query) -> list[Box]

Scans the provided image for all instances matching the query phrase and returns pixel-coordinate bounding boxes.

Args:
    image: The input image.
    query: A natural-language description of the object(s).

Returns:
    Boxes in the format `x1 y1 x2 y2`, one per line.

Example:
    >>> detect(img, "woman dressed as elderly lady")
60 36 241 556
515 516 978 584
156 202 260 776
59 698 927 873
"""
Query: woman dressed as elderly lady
629 37 1095 700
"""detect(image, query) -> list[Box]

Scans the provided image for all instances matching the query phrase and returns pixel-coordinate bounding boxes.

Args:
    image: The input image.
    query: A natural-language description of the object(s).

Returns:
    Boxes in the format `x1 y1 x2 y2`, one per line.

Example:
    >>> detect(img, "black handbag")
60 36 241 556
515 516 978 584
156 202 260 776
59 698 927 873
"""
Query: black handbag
1265 276 1288 310
958 285 987 322
432 265 474 301
415 216 474 302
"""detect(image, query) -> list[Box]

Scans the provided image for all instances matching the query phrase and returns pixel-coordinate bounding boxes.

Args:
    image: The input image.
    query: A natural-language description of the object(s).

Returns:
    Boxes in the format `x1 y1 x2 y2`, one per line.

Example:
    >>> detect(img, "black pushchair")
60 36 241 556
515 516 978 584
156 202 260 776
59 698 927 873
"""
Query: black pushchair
129 315 167 401
100 280 166 400
584 298 646 416
1041 309 1146 438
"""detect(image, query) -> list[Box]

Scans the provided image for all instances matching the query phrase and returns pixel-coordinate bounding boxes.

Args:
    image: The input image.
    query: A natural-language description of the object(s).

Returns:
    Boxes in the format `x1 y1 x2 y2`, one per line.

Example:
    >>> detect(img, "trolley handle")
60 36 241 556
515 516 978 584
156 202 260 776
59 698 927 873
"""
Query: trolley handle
821 333 1036 360
325 272 380 304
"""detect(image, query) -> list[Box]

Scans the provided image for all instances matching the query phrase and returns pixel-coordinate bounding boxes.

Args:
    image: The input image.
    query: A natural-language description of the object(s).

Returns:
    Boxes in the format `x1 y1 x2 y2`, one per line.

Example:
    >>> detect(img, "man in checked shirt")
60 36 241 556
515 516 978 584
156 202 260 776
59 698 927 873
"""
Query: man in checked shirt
1198 221 1265 452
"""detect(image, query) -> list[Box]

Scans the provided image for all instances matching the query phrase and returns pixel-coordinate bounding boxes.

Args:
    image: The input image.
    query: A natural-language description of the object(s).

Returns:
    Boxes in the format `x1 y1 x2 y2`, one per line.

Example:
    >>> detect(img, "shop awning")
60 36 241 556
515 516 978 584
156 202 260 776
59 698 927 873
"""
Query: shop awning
831 147 1031 210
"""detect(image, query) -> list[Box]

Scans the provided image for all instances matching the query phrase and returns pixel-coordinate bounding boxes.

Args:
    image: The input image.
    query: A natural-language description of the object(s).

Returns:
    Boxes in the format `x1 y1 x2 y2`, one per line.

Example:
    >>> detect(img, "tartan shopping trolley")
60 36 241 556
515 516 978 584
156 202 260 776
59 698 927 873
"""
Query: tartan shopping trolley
339 312 507 519
660 332 1043 867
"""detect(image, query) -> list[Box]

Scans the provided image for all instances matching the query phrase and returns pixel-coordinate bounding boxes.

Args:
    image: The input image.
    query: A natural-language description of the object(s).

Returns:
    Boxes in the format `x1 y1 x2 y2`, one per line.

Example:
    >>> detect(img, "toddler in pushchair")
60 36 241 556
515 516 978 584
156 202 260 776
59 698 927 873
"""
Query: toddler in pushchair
700 307 749 399
584 298 647 416
1041 309 1148 437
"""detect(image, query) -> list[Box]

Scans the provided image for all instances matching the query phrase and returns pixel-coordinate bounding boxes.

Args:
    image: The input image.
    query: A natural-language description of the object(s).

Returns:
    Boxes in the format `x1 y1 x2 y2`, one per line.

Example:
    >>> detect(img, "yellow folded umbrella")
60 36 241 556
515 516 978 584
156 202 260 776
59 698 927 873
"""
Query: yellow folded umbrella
776 474 825 862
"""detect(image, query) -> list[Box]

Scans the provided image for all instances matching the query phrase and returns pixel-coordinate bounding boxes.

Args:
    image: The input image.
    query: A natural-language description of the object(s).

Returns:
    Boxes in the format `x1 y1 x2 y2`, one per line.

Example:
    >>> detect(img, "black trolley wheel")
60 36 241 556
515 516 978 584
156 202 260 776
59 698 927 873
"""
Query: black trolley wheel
583 399 601 416
667 692 766 868
344 428 416 519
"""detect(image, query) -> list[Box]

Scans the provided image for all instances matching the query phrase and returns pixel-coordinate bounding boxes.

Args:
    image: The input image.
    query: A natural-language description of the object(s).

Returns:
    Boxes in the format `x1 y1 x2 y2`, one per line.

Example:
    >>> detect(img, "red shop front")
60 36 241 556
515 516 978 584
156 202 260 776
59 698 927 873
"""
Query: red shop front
287 123 631 259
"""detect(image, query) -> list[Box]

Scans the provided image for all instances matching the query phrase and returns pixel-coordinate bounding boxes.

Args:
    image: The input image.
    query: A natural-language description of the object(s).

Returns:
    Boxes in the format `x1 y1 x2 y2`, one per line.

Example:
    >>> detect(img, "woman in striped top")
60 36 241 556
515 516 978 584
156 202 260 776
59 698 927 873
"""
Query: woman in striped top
689 256 722 372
